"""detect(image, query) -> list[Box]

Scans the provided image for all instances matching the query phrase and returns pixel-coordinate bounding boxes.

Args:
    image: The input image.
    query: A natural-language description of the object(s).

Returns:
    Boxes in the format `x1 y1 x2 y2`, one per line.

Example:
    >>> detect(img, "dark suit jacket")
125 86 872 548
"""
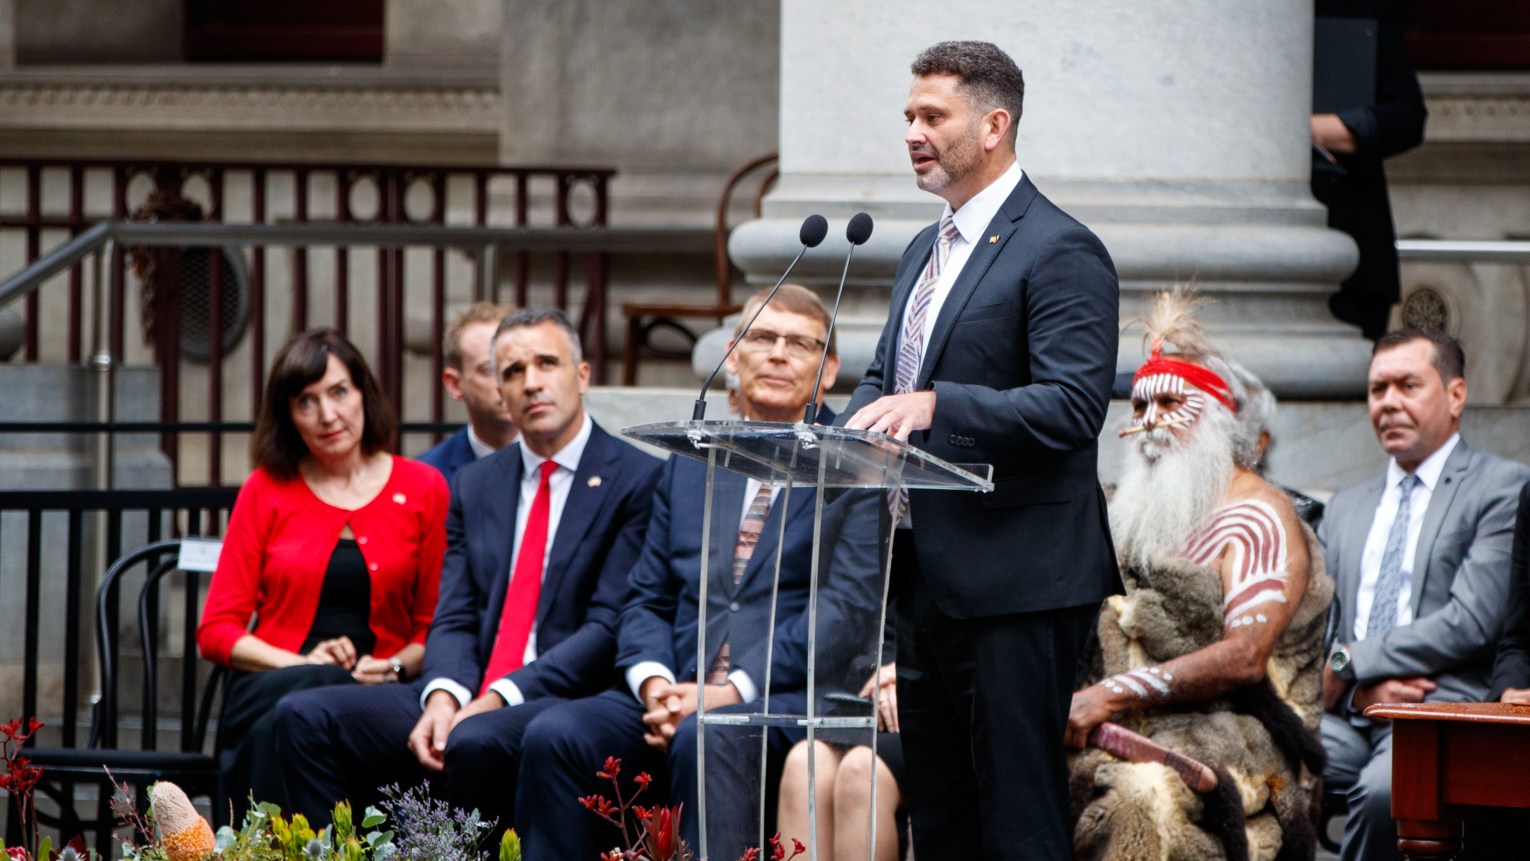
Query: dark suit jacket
616 412 883 694
1321 440 1530 703
417 426 477 483
1488 483 1530 698
845 174 1121 619
422 420 662 700
1312 0 1427 326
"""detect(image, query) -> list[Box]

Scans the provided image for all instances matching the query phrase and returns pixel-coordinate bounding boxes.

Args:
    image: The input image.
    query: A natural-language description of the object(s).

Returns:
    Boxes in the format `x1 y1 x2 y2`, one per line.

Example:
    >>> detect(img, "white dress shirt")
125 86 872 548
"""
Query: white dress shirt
1353 433 1460 640
466 425 497 460
423 413 594 708
624 478 781 705
899 161 1024 369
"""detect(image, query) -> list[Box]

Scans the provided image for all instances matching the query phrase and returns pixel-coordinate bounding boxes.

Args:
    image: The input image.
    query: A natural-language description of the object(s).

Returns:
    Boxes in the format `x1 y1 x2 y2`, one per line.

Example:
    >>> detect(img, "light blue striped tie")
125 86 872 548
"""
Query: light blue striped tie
1365 474 1420 639
890 217 958 524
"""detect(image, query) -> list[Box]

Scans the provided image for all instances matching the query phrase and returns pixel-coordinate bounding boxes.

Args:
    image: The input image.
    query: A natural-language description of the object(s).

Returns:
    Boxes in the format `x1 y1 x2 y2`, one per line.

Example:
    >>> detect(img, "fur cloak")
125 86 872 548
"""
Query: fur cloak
1070 522 1334 861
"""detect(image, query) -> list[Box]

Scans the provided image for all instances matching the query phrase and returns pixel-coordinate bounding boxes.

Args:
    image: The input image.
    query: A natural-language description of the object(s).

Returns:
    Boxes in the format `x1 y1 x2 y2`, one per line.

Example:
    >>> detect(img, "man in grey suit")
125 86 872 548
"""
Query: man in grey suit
845 40 1119 861
1320 327 1530 861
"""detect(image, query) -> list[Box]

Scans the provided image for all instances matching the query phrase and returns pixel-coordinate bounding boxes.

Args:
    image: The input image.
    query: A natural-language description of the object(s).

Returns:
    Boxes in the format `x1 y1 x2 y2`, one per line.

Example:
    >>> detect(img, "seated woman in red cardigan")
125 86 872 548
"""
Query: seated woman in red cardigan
197 328 448 817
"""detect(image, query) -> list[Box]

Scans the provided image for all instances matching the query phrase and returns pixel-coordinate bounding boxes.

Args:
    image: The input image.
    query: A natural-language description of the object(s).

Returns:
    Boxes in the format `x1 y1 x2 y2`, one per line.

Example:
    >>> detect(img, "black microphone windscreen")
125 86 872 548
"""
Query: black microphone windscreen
845 212 874 245
799 214 829 248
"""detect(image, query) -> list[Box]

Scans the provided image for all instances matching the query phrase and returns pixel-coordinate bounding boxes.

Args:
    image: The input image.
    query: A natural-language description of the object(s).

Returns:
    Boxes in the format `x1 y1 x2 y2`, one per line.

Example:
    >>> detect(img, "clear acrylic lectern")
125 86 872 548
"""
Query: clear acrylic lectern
622 420 992 861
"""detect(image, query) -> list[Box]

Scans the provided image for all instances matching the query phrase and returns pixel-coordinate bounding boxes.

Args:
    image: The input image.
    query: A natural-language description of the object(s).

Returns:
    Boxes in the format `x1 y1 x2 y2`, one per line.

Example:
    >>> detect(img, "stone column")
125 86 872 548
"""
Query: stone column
727 0 1368 398
0 0 15 70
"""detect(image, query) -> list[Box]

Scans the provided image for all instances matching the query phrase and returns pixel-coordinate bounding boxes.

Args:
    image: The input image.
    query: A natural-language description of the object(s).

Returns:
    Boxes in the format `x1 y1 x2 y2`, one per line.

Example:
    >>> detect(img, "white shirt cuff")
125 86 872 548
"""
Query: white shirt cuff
421 677 473 710
626 661 675 702
488 678 525 707
727 669 758 704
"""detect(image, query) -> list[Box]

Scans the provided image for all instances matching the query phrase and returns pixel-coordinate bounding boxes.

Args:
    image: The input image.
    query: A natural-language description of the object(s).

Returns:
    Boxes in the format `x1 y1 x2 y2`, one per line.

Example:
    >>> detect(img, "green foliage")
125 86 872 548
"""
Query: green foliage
113 782 494 861
165 796 405 861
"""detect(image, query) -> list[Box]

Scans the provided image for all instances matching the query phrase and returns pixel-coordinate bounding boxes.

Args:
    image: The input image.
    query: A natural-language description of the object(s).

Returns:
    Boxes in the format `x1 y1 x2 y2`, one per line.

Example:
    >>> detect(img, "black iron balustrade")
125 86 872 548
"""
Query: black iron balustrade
0 158 614 484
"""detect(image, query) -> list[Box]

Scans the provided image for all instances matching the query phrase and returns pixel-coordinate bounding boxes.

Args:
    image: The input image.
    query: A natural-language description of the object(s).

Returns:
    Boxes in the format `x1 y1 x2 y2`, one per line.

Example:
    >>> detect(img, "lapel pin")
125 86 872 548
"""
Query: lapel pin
588 476 603 488
989 235 999 244
392 493 406 504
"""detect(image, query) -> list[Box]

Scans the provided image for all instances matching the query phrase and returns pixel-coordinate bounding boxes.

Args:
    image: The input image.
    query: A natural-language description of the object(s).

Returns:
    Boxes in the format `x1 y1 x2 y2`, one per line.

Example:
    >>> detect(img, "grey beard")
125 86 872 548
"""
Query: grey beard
1110 407 1237 571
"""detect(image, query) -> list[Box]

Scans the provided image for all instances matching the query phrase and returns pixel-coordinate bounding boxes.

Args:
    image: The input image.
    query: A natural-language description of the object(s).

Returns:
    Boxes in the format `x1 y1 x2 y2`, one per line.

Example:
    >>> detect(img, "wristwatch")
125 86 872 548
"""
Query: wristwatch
389 658 408 683
1328 644 1355 682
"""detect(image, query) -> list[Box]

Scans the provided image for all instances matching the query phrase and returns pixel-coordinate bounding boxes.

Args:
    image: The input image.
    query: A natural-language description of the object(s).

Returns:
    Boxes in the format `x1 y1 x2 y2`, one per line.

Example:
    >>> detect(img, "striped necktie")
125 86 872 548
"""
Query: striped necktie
706 484 773 684
890 217 959 525
1365 473 1420 640
894 216 959 395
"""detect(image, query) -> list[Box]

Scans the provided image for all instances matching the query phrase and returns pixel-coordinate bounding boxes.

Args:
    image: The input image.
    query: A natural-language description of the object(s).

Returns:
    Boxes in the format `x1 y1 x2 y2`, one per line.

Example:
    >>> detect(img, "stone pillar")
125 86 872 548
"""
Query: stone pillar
727 0 1368 398
0 0 15 69
499 0 780 225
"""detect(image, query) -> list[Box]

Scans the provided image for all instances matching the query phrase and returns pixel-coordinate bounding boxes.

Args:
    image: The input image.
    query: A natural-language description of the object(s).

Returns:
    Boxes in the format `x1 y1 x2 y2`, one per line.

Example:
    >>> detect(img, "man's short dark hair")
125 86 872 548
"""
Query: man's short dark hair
491 305 583 370
1373 326 1466 382
911 40 1025 142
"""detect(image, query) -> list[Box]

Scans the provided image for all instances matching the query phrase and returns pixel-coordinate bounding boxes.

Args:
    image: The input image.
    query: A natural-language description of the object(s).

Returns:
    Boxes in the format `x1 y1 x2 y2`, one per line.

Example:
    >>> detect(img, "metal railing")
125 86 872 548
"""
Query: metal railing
0 218 703 485
0 158 615 484
1397 238 1530 263
0 489 238 751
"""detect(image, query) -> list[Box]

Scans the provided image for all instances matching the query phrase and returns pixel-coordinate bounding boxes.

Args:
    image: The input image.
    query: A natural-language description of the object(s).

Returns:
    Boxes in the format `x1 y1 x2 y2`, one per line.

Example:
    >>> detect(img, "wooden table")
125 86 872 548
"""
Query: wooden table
1365 701 1530 860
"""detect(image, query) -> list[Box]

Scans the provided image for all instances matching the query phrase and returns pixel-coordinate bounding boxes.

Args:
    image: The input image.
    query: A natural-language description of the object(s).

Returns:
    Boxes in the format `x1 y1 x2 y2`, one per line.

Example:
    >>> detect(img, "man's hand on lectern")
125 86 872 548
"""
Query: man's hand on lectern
846 391 936 442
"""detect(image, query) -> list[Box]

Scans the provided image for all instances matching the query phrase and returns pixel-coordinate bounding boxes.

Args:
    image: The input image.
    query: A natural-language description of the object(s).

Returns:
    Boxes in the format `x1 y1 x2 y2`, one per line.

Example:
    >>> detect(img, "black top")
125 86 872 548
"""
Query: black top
300 538 376 657
1311 0 1427 337
1490 483 1530 698
1282 485 1327 531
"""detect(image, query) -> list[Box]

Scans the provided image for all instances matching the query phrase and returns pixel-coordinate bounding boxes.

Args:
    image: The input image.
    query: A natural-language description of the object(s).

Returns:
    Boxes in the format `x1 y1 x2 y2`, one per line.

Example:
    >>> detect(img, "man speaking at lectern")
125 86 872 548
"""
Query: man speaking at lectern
845 41 1120 860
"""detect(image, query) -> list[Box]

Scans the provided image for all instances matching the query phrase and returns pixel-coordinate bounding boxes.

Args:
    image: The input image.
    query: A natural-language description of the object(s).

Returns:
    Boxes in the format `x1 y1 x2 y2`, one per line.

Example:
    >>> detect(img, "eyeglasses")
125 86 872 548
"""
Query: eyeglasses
736 329 826 360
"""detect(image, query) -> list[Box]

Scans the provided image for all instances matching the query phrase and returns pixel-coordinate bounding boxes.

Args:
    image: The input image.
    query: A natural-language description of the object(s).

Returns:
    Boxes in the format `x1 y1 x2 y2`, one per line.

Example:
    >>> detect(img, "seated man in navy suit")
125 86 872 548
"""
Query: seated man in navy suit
417 301 518 481
515 284 881 860
275 306 662 832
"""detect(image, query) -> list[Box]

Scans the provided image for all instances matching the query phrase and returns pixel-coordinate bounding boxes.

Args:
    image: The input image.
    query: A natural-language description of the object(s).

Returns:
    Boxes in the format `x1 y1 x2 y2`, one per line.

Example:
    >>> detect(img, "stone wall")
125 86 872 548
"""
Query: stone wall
498 0 781 227
14 0 181 64
1391 73 1530 406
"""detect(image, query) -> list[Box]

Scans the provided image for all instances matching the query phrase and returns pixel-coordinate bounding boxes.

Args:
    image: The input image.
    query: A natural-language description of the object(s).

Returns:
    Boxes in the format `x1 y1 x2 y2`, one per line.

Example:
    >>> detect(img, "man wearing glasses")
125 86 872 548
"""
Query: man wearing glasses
515 284 882 859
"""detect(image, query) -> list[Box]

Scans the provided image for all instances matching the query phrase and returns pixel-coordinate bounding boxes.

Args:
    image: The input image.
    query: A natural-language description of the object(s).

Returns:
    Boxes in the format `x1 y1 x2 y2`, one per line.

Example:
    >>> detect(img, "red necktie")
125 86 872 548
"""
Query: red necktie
479 459 557 697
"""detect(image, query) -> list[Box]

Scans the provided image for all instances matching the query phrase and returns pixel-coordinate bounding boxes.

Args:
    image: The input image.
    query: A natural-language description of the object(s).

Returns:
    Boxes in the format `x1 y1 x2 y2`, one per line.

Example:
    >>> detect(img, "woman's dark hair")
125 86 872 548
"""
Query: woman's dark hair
251 328 394 480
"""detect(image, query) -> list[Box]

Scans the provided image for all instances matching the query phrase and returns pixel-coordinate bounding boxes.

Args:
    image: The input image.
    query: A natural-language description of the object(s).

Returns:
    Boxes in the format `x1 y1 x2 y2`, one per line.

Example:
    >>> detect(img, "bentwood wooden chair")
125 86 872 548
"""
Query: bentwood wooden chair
10 539 226 855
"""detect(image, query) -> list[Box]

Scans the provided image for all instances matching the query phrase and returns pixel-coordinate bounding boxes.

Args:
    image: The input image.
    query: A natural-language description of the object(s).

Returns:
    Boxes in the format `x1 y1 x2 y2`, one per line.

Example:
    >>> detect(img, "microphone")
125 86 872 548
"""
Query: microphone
692 214 829 421
804 212 874 423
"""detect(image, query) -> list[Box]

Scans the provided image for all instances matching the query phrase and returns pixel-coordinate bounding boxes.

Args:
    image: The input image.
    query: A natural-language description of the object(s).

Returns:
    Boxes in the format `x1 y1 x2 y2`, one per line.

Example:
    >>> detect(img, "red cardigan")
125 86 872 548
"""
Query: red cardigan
197 455 449 668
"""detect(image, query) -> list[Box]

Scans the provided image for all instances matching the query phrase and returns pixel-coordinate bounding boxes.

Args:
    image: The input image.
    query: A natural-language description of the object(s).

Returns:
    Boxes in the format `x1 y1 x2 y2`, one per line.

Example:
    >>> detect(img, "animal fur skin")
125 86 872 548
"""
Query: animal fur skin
1070 522 1334 861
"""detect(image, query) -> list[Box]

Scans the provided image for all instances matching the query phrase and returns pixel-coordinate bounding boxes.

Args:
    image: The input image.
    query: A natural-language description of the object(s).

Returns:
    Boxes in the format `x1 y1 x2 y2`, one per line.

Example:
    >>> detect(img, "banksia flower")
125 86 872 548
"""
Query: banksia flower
150 781 216 861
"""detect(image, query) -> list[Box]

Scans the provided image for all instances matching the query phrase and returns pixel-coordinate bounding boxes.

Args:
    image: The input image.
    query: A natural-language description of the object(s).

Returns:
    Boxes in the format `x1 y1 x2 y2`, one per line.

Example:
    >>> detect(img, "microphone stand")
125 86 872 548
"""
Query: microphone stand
804 213 874 424
692 214 827 421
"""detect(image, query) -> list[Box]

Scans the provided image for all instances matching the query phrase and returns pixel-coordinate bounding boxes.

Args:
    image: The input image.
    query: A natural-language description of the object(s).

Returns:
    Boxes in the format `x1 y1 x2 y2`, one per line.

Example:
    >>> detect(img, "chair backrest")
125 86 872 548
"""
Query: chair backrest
712 152 779 302
93 539 225 754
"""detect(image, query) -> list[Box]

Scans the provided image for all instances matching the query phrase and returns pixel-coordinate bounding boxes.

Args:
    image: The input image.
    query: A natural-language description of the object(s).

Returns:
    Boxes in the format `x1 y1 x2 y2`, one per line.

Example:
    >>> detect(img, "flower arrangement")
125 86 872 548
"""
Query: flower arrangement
111 781 521 861
2 713 519 861
0 717 64 861
578 757 803 861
